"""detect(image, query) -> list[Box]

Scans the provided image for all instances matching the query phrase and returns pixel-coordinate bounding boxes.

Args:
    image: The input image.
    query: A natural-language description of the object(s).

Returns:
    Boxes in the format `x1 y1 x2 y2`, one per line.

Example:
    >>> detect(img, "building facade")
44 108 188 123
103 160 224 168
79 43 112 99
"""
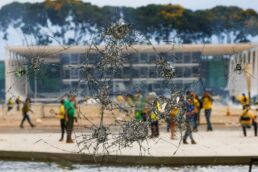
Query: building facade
227 46 258 97
5 44 256 101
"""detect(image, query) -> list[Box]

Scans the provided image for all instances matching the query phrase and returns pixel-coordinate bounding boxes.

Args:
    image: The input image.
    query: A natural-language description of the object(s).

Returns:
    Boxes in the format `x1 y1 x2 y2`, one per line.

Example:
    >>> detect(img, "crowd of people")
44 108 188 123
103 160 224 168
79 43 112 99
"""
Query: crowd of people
5 90 258 145
115 90 214 144
6 94 78 144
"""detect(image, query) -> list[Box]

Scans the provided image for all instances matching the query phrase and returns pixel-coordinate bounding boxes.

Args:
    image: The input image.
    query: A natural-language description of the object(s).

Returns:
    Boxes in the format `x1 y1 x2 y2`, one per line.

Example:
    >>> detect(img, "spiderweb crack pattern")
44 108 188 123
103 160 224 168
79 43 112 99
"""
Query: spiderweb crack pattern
73 22 194 157
7 21 213 160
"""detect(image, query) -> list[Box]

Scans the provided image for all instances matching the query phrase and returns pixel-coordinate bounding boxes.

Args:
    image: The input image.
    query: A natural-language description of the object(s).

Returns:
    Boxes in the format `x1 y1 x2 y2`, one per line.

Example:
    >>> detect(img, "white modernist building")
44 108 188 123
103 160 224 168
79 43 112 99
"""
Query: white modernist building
227 46 258 97
5 43 257 101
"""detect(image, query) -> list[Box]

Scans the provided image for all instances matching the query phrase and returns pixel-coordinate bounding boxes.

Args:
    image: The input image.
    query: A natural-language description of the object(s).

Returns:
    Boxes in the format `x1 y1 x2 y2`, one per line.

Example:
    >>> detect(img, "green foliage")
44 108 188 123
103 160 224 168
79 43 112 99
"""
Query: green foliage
0 2 258 44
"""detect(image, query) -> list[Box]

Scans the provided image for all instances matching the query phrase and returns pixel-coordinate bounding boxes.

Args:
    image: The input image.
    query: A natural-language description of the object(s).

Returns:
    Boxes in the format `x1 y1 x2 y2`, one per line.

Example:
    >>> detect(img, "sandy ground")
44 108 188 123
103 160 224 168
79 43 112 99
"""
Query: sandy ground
0 104 248 128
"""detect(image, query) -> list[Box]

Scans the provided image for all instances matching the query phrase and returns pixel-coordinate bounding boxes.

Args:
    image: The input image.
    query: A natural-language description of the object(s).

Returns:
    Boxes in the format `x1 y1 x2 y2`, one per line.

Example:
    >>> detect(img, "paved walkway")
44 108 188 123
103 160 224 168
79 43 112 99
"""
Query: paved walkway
0 129 257 157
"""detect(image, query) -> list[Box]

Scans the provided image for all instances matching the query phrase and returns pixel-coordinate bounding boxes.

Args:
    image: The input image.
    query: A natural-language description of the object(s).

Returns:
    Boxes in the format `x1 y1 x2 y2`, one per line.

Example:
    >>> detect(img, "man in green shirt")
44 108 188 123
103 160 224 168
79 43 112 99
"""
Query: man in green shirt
64 95 77 143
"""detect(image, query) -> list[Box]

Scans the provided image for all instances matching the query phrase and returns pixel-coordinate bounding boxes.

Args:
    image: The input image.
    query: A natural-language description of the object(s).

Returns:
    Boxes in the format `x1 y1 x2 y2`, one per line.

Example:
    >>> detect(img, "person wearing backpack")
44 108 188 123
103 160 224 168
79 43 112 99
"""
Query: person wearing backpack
240 105 257 137
240 93 249 110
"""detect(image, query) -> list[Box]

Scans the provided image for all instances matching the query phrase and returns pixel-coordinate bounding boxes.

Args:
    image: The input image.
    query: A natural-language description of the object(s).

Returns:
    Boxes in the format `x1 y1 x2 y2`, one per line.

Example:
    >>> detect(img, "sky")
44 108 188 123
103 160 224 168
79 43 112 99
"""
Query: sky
0 0 258 11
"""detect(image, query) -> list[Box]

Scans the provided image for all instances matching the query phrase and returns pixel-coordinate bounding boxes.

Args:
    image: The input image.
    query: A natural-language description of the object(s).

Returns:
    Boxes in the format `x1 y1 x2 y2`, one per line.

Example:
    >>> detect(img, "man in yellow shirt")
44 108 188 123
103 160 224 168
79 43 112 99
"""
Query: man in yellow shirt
56 100 66 141
20 97 35 128
150 99 161 138
240 105 257 137
202 91 213 131
239 93 249 110
192 93 201 132
170 107 178 139
7 98 14 112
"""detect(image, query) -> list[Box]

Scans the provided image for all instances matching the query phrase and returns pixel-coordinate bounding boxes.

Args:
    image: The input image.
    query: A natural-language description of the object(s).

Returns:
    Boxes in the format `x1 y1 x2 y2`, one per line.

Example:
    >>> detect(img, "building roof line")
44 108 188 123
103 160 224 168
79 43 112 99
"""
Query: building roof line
5 43 258 57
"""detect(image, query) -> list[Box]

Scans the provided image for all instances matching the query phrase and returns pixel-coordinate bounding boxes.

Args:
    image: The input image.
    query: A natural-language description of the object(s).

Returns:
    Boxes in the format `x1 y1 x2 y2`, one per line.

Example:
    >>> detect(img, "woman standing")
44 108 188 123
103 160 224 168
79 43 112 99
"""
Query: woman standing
56 100 66 141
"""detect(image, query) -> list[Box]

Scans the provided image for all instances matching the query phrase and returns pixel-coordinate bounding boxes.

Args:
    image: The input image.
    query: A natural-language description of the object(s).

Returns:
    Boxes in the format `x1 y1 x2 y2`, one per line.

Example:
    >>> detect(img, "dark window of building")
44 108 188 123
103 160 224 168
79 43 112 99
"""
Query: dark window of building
123 81 130 89
183 83 191 90
60 54 70 64
192 67 200 77
114 69 122 78
192 52 201 57
71 81 79 87
184 67 192 77
94 70 102 78
149 67 157 78
70 69 79 79
132 68 140 78
87 53 100 64
153 83 161 90
139 53 149 63
159 52 168 61
175 68 183 77
149 54 157 63
80 53 86 63
140 67 149 78
80 83 86 89
62 83 71 90
123 67 131 78
70 54 80 64
104 70 113 78
183 52 191 63
175 53 183 63
63 70 70 79
165 53 174 61
129 54 139 64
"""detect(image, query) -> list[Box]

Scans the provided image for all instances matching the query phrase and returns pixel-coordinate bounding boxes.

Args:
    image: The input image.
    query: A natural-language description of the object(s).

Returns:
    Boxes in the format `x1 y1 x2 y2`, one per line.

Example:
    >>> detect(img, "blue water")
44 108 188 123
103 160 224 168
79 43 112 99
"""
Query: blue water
0 161 256 172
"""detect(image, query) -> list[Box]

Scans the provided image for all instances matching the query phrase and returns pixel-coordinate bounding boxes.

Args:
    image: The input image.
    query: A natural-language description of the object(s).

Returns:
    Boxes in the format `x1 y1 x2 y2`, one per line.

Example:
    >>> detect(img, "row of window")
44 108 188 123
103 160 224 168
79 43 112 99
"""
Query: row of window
59 52 202 65
62 66 200 79
61 80 197 95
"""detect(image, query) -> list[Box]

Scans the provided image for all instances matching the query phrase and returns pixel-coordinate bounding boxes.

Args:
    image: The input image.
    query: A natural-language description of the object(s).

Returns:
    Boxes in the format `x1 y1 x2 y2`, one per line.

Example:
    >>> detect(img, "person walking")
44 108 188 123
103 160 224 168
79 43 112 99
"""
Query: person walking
240 105 257 137
192 93 201 132
56 100 66 141
170 106 179 139
64 95 77 143
20 98 35 128
149 99 161 138
7 98 14 112
15 96 21 111
202 91 213 131
183 98 197 144
134 90 145 121
124 94 134 115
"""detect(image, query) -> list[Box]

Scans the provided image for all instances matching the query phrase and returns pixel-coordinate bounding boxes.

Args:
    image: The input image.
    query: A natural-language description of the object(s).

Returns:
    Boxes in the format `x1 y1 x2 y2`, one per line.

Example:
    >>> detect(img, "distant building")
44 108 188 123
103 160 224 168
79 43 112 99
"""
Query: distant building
5 44 256 101
228 46 258 97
